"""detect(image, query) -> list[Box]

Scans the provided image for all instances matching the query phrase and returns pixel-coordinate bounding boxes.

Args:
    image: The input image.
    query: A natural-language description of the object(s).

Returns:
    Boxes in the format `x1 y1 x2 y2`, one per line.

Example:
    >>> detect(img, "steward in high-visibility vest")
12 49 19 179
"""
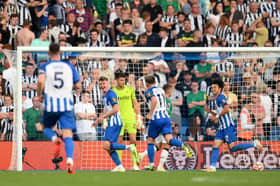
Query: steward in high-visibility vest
238 106 255 140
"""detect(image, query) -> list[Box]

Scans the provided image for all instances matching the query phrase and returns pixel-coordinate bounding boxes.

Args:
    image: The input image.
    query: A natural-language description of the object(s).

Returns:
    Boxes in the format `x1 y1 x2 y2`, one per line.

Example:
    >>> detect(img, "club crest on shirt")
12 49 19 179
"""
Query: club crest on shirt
112 98 116 102
147 92 151 97
222 99 226 103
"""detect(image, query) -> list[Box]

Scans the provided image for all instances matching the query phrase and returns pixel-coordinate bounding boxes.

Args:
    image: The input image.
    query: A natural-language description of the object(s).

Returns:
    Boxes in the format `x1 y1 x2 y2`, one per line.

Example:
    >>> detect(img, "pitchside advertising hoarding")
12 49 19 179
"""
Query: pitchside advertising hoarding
0 141 279 170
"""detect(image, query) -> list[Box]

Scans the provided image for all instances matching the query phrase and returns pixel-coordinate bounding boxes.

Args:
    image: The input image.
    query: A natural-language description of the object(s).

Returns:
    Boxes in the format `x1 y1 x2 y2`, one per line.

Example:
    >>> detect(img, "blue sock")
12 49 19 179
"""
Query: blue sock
43 128 56 141
110 151 121 166
230 143 254 152
210 147 219 167
169 138 183 147
148 144 155 164
64 137 74 158
110 143 126 150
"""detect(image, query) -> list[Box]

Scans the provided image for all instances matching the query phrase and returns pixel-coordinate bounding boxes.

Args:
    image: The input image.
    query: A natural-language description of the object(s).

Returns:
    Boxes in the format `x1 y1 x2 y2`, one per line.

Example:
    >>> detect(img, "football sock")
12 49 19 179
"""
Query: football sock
64 137 74 159
110 151 121 166
210 147 219 167
110 143 126 150
43 128 56 141
148 144 155 164
169 138 183 147
230 143 255 152
130 144 137 165
117 151 122 161
158 148 169 168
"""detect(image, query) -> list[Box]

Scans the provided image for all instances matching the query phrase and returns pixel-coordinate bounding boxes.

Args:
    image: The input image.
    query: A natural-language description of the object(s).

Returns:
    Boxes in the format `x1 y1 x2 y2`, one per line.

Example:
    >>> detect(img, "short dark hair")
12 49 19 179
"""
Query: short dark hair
49 43 60 55
82 90 90 95
99 76 108 81
145 75 156 85
212 79 224 89
115 72 127 79
163 84 173 93
123 19 132 25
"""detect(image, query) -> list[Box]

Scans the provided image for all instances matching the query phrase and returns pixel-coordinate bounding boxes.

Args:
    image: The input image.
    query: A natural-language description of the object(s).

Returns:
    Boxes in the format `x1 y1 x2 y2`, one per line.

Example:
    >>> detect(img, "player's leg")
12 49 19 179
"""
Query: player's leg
202 128 224 172
59 111 76 174
127 121 139 170
116 123 125 161
42 112 62 158
157 140 169 172
227 126 263 152
162 118 193 158
146 120 160 170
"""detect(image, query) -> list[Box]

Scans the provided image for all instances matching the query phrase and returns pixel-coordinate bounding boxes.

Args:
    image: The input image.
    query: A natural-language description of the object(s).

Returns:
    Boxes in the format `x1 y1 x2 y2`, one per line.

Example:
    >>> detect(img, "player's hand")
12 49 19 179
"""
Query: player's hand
102 119 108 129
136 114 143 129
146 113 153 120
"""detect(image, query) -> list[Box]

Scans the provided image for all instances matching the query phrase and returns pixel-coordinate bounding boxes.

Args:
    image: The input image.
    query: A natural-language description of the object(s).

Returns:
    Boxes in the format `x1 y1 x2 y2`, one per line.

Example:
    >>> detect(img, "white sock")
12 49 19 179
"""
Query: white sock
158 149 169 168
51 136 58 142
67 158 73 165
141 150 148 157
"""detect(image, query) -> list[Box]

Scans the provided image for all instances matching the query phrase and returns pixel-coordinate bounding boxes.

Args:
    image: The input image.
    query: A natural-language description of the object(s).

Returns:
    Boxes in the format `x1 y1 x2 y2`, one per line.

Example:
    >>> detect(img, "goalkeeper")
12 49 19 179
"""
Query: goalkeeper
112 72 142 170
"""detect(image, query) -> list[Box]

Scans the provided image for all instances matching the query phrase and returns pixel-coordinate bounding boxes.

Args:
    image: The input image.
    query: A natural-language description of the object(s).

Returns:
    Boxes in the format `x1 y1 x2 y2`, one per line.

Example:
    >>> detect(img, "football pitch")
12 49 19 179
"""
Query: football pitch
1 170 280 186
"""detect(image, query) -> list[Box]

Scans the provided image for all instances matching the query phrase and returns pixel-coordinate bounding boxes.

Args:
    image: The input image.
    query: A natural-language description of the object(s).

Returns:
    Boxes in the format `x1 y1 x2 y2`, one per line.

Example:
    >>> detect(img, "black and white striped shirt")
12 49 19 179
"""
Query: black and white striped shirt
270 93 280 118
274 35 280 47
62 0 76 10
226 32 243 47
98 30 110 46
270 9 280 37
202 34 216 47
0 105 14 141
17 0 32 26
0 2 17 17
188 14 204 32
215 61 234 82
237 2 249 14
215 25 231 40
22 74 38 99
7 24 22 50
87 81 103 107
260 1 276 30
174 23 184 36
87 40 105 47
244 12 262 28
58 23 72 36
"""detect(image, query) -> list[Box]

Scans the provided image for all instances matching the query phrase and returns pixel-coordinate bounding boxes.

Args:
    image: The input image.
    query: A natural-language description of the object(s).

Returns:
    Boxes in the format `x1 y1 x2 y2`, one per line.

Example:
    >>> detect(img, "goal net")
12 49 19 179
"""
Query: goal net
2 47 280 171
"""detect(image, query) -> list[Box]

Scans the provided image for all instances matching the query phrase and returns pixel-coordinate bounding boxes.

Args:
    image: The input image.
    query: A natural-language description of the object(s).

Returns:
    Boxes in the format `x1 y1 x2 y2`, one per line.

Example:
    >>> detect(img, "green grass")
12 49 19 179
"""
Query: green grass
1 170 280 186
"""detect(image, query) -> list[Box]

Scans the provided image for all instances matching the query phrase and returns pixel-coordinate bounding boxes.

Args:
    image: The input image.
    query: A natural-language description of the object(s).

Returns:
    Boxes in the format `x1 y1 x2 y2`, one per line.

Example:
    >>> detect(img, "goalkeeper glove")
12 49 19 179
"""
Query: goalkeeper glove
136 114 143 129
102 119 108 129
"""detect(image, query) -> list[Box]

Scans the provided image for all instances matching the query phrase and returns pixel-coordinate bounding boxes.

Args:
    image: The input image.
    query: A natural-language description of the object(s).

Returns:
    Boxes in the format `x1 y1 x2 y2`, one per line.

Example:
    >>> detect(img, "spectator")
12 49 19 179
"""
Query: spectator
130 0 146 14
144 21 160 46
22 63 38 100
23 96 45 141
202 23 216 47
257 84 273 140
223 81 238 122
99 58 115 84
0 17 10 45
193 52 213 92
117 19 137 47
70 0 94 32
225 21 243 47
141 0 163 33
0 95 14 141
63 0 76 14
243 1 262 33
238 72 256 106
189 3 205 33
208 1 224 26
172 123 182 141
159 27 174 47
186 80 205 141
187 29 204 47
237 98 255 141
136 33 148 46
16 20 35 47
214 53 234 82
112 7 131 45
172 11 186 39
159 4 177 34
87 29 105 47
68 21 87 46
52 0 66 25
95 21 111 46
30 28 50 47
168 75 183 126
215 15 231 43
270 0 280 42
7 14 21 50
250 92 266 140
131 7 146 36
248 17 269 47
227 0 243 26
159 0 180 14
177 18 194 47
74 90 97 141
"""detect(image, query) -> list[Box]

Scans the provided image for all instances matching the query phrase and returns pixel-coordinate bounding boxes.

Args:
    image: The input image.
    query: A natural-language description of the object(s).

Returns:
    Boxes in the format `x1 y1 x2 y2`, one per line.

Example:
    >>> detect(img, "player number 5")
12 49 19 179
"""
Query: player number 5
54 72 64 89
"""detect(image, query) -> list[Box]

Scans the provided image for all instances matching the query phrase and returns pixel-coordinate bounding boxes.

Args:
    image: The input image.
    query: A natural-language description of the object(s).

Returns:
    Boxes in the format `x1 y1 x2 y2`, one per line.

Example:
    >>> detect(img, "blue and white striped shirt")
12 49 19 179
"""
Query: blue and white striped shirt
103 89 122 127
215 94 235 130
145 86 169 120
39 60 80 112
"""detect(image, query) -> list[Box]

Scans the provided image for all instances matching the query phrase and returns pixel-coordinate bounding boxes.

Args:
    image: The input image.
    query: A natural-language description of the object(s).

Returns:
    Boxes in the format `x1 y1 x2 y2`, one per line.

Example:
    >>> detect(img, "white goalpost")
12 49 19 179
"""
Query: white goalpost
12 46 280 171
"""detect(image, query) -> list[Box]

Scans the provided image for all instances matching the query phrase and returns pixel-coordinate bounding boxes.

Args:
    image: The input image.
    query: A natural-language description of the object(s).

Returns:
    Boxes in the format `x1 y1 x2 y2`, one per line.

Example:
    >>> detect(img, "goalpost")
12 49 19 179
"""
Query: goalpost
11 46 280 171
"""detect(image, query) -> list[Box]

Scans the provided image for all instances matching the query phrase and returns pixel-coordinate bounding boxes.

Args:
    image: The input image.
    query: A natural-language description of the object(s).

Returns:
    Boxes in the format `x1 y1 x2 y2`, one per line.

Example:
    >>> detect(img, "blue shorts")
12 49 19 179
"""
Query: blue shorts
43 111 76 130
104 124 122 143
148 118 172 139
215 126 237 144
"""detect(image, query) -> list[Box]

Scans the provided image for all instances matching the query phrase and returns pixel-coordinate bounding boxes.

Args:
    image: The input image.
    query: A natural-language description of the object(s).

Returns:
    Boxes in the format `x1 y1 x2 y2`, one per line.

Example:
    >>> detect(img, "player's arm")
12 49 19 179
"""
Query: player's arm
204 105 216 116
147 96 157 120
103 104 119 119
37 73 45 100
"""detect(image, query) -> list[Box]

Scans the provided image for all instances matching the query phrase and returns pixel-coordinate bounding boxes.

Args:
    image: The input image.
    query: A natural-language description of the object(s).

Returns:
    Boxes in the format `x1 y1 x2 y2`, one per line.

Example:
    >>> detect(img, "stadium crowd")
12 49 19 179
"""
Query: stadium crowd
0 0 280 142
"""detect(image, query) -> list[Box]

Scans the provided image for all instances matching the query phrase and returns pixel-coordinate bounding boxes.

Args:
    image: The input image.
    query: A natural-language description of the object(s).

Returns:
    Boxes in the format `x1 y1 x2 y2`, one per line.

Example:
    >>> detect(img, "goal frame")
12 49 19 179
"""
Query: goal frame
15 46 280 171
